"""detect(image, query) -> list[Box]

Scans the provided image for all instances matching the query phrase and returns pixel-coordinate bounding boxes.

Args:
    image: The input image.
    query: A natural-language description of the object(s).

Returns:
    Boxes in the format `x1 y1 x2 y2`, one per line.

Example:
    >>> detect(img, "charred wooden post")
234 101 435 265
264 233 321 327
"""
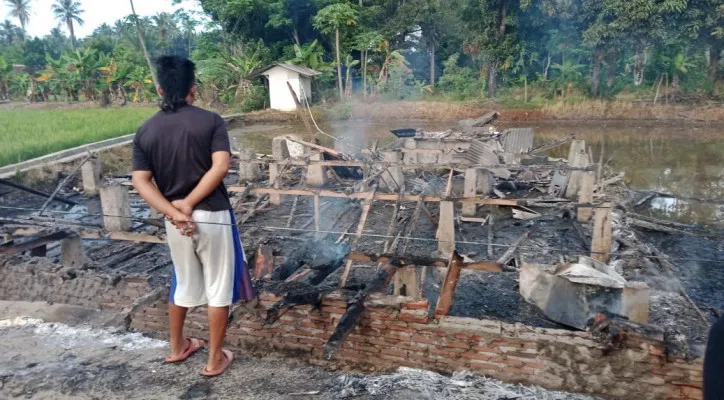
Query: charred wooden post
313 195 321 232
325 262 398 359
394 266 422 297
340 194 374 286
254 245 274 280
462 168 479 217
269 137 290 205
437 201 456 256
592 203 613 264
577 171 596 222
100 184 132 232
565 140 589 199
238 148 261 183
81 156 103 196
434 251 464 318
381 151 404 192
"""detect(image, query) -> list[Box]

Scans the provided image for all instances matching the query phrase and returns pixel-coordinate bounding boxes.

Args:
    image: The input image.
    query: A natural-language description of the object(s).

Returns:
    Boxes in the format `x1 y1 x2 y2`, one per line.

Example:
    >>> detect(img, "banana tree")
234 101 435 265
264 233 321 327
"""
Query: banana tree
289 40 325 70
343 54 359 98
0 56 12 100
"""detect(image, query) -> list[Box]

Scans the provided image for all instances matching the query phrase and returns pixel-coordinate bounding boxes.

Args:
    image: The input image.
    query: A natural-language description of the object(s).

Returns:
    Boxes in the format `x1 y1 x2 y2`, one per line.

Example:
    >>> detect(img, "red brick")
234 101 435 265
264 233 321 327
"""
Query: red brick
412 335 437 345
473 345 502 354
521 360 546 370
445 341 471 350
381 348 408 358
507 351 538 359
461 352 492 361
396 342 429 352
367 338 389 347
290 329 315 337
387 324 417 334
369 323 388 330
349 344 381 354
649 346 666 356
379 354 407 363
399 314 429 324
299 321 326 330
240 322 263 330
298 337 324 346
321 299 347 308
429 348 457 357
386 331 412 341
402 300 429 310
321 307 348 315
368 313 398 321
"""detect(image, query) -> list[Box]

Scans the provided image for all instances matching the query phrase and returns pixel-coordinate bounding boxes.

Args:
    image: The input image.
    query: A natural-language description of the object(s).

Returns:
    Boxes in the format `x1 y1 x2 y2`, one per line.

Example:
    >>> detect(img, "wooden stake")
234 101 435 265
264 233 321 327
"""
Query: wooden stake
577 172 596 223
437 201 456 256
462 168 478 217
340 199 372 286
434 251 464 318
487 213 495 259
286 196 299 228
592 203 613 264
313 195 321 232
285 136 341 157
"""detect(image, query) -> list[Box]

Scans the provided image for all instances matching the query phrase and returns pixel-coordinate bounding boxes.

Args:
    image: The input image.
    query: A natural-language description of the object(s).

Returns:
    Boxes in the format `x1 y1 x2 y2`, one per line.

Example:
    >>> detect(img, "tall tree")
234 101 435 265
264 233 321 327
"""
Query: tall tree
128 0 159 94
52 0 84 49
461 0 523 97
313 3 359 100
153 12 178 46
1 19 17 45
5 0 31 37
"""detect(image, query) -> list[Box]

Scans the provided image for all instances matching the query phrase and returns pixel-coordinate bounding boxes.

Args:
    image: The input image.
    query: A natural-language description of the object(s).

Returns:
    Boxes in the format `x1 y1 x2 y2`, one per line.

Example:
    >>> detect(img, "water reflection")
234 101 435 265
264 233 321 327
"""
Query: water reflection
230 120 724 225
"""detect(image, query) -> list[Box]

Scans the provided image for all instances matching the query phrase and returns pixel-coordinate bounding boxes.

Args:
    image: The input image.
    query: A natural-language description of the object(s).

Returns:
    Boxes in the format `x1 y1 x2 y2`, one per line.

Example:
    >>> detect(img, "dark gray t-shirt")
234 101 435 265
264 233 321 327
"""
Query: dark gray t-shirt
132 105 232 212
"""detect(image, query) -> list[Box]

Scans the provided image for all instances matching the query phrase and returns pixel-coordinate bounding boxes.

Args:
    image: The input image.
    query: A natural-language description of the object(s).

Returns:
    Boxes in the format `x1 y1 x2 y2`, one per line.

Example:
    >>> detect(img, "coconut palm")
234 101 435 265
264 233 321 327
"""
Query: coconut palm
1 20 16 45
5 0 31 37
152 12 178 46
52 0 84 48
129 0 159 93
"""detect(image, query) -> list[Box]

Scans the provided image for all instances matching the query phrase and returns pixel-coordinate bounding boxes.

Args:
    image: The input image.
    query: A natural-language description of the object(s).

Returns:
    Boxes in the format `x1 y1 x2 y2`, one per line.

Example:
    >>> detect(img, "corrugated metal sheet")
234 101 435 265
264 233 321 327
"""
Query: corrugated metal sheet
466 140 500 166
501 128 534 154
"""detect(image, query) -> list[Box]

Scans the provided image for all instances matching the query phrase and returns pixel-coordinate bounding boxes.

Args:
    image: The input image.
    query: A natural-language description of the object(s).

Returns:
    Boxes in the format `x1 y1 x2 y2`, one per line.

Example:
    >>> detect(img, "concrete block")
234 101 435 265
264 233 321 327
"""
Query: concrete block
394 266 422 298
100 184 132 232
272 137 291 160
238 148 260 183
306 153 328 187
81 157 103 196
61 236 85 269
381 151 404 192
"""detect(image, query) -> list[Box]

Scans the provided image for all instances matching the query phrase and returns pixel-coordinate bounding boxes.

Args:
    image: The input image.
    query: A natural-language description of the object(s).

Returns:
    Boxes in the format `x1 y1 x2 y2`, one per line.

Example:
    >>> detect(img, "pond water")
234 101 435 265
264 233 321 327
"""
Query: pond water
230 120 724 226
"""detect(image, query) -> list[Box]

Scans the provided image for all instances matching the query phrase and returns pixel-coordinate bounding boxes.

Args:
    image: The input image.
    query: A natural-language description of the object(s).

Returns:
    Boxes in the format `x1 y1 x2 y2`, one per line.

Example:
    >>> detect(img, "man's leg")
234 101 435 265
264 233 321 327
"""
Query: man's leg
168 303 188 357
165 220 206 361
207 306 229 370
195 210 253 374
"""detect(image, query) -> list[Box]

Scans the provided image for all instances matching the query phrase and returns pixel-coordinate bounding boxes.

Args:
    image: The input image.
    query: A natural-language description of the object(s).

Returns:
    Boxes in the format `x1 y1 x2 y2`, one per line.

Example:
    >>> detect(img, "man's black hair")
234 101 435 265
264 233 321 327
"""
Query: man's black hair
155 55 196 113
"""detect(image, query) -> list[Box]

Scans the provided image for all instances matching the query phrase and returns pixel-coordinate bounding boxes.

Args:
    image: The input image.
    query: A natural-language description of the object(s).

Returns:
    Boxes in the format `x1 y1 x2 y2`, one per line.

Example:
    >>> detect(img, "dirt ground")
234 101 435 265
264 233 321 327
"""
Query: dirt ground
0 302 597 400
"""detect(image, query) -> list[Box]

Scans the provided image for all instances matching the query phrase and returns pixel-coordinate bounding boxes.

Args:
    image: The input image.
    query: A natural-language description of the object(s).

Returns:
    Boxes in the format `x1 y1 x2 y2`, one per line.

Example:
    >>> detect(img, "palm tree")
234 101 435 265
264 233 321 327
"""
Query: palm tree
52 0 84 48
5 0 31 37
152 12 178 45
128 0 159 94
1 20 16 45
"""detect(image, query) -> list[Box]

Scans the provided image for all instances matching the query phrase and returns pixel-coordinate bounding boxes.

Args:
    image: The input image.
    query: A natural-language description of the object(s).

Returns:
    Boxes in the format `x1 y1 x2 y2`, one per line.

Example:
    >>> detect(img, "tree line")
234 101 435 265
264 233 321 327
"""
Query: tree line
1 0 722 109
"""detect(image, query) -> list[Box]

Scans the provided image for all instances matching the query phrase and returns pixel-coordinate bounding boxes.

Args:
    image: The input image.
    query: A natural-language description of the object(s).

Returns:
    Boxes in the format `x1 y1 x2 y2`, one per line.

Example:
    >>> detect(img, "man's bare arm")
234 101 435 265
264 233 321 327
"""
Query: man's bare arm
182 151 231 209
132 170 188 221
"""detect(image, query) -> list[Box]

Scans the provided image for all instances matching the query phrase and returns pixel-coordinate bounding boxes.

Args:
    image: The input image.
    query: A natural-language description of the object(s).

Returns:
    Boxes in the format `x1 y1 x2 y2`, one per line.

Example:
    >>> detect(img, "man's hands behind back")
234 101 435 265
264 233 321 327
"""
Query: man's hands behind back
168 199 195 236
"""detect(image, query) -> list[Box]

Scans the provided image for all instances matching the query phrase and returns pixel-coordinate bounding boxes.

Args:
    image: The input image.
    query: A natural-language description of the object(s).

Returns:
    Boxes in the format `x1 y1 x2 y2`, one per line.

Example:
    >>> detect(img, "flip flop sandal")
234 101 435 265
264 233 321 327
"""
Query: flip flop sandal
201 348 233 377
165 338 205 364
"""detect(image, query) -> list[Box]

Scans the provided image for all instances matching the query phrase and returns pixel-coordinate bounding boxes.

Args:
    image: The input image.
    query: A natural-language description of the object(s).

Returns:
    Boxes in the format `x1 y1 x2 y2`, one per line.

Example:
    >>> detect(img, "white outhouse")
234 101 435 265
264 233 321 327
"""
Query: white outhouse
252 63 320 111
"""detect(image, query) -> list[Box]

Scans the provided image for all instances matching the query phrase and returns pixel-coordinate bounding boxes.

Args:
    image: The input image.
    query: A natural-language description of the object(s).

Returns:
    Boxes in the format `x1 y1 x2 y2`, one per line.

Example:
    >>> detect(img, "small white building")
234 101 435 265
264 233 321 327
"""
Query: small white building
251 63 320 111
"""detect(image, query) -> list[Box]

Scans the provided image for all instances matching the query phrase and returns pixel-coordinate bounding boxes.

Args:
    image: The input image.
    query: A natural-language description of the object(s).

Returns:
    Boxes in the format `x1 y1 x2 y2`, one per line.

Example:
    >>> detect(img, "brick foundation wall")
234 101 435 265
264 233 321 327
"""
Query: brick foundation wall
0 259 151 312
131 291 704 400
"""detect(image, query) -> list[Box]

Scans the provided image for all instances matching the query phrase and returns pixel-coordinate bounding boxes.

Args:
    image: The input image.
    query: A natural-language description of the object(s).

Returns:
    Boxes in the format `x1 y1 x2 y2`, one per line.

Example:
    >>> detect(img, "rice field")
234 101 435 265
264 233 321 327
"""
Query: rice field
0 107 157 167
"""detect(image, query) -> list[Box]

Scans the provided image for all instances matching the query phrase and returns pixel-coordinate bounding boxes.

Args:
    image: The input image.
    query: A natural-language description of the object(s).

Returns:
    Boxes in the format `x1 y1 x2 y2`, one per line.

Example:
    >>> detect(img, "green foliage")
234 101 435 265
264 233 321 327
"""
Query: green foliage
438 54 480 99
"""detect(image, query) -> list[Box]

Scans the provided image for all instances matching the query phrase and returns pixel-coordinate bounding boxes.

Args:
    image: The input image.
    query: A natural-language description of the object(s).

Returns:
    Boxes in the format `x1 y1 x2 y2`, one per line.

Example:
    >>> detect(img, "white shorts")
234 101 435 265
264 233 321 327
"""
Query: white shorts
166 209 255 308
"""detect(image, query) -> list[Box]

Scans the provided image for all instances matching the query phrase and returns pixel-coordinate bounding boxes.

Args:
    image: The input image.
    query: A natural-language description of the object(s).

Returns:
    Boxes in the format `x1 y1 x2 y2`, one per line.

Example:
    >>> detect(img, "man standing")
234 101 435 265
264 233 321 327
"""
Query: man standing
132 55 254 377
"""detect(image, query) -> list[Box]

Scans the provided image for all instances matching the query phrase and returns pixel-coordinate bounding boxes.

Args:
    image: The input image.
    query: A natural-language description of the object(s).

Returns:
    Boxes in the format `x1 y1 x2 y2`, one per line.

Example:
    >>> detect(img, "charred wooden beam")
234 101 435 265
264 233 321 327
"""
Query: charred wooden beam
0 178 77 206
434 251 464 318
0 230 70 256
347 251 502 272
324 262 398 359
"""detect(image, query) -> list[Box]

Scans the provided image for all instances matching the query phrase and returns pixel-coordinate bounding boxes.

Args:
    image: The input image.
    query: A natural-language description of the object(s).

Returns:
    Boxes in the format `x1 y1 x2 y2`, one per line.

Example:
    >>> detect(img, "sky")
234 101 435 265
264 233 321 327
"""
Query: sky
0 0 205 39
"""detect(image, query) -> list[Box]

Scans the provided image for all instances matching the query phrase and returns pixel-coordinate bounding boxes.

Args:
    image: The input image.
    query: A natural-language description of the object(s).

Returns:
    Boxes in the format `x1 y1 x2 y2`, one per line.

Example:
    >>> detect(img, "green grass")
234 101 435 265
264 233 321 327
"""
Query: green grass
0 107 157 167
